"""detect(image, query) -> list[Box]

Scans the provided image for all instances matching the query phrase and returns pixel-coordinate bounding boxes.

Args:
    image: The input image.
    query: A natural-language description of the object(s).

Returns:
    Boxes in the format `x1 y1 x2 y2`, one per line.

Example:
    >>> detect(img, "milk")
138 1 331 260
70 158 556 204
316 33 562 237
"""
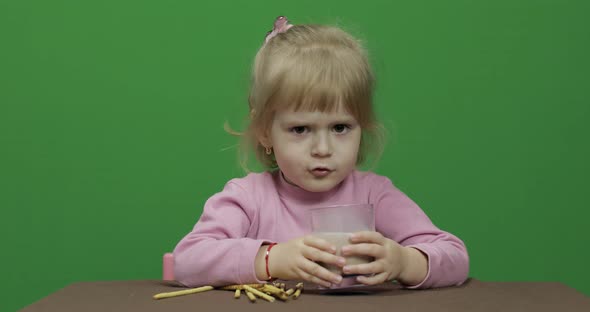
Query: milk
313 232 373 276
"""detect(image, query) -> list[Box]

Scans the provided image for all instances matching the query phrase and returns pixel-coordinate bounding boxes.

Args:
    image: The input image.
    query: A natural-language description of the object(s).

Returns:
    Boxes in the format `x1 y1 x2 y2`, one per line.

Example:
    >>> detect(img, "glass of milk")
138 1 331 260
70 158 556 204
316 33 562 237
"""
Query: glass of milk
309 204 375 288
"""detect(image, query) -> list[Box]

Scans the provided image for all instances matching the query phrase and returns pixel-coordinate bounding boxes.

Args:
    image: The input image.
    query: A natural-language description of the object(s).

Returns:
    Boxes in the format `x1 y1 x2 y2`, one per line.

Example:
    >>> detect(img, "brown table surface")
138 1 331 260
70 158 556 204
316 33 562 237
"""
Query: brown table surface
20 279 590 312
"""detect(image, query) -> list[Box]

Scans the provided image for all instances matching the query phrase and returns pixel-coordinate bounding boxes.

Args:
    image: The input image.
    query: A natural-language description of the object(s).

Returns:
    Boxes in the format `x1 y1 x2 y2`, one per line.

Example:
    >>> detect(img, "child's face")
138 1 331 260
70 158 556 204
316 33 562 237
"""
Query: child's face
267 105 361 192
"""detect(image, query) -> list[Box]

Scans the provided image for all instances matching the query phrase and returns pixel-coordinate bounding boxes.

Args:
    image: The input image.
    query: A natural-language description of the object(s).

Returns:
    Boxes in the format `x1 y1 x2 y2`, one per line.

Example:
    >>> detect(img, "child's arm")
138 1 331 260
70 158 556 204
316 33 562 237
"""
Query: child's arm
253 236 345 288
173 181 270 287
399 245 429 285
371 176 470 289
341 230 428 286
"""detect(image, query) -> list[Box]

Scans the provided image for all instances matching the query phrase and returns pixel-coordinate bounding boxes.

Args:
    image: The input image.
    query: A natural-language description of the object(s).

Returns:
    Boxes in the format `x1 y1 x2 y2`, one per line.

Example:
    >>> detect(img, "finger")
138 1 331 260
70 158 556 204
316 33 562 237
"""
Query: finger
303 235 337 253
296 266 337 288
301 258 343 285
342 261 382 276
356 272 389 285
349 231 385 244
341 243 384 258
302 245 346 266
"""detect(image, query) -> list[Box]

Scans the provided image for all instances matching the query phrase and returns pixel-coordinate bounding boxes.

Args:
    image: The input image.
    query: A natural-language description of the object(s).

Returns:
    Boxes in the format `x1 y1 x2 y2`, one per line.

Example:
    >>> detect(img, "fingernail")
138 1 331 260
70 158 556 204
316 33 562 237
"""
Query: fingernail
330 246 337 253
341 246 349 254
337 257 346 266
343 266 350 273
333 275 342 283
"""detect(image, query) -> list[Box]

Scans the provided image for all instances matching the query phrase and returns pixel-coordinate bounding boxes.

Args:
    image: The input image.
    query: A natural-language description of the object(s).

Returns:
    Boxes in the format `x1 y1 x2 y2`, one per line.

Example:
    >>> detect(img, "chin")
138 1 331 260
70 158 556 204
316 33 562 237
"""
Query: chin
301 181 339 193
303 186 333 193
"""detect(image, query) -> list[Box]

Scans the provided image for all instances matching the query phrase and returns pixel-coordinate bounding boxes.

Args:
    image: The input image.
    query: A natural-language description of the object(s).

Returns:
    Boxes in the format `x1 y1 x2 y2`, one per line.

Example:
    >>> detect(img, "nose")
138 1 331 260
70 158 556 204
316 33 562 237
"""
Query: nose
311 132 332 157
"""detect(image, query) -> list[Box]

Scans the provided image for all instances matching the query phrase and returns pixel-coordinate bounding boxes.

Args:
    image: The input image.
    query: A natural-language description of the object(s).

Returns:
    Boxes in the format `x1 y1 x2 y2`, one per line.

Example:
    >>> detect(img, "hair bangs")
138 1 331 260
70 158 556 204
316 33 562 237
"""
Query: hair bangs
267 50 370 123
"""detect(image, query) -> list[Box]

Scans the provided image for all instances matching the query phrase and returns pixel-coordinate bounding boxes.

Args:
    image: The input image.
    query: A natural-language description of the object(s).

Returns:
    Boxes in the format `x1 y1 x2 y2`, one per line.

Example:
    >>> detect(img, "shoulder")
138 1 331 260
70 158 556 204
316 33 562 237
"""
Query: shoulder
347 170 402 202
349 170 393 187
226 171 275 189
205 172 276 216
223 171 278 201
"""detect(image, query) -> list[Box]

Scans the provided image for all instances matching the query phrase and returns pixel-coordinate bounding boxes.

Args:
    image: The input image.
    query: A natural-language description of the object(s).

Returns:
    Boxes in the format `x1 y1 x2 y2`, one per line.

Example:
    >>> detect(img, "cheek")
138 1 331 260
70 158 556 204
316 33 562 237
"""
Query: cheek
341 133 361 154
274 148 299 167
273 145 292 164
354 132 362 152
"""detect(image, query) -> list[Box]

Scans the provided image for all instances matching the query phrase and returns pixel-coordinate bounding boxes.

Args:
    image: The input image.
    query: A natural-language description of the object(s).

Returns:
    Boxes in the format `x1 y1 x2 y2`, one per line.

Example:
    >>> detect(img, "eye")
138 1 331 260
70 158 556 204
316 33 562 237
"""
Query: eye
290 126 308 134
333 124 351 133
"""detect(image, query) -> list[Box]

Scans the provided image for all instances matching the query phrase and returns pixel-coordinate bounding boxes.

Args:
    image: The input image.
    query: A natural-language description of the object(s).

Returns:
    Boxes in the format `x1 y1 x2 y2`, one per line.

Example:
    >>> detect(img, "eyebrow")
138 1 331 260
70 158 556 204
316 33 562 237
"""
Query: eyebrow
280 116 358 126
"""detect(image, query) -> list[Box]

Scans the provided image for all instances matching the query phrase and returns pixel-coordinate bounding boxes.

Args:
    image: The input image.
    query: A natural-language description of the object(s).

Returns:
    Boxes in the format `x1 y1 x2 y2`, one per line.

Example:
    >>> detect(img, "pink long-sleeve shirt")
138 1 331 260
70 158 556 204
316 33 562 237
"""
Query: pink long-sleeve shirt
174 170 469 288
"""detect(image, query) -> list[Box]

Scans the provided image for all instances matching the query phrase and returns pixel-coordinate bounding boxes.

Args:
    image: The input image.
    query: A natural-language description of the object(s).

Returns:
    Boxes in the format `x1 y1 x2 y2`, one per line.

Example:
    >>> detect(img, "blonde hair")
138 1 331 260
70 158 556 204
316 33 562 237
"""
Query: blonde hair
231 24 384 170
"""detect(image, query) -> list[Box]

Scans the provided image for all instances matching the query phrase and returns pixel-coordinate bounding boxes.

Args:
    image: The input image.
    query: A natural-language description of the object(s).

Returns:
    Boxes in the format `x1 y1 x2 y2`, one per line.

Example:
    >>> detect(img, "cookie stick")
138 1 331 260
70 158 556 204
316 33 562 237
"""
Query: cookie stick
153 286 214 300
243 285 275 302
245 290 257 302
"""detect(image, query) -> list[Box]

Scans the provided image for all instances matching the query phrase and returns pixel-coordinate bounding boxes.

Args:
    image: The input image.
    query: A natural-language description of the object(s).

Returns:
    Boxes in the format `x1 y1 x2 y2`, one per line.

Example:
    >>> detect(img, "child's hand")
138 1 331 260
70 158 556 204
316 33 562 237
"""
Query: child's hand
340 231 426 286
269 236 346 288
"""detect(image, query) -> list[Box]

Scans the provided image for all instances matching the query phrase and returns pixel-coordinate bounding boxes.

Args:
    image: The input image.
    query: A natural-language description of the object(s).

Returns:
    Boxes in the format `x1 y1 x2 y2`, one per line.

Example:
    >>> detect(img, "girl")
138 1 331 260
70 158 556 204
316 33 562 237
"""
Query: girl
174 16 469 289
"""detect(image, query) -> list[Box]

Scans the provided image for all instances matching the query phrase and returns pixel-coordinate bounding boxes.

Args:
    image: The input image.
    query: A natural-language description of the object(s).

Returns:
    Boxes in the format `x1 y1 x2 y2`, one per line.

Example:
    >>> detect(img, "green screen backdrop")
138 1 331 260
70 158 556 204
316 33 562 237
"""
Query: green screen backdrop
1 1 589 310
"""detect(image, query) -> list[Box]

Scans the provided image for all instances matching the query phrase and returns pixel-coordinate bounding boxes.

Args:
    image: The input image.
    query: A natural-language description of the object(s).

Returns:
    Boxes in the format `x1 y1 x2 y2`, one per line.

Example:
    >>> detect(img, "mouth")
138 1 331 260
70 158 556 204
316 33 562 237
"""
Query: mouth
310 167 332 177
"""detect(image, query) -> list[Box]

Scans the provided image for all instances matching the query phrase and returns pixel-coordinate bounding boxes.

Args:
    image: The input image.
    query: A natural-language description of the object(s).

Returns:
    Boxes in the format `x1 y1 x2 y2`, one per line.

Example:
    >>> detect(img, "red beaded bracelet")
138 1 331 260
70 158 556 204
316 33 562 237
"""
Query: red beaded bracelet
264 243 278 280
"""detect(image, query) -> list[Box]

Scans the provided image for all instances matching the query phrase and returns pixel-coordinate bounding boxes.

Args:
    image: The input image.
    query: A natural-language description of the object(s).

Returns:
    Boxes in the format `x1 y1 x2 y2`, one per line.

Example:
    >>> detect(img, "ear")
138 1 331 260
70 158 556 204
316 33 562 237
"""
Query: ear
254 119 273 148
257 133 272 148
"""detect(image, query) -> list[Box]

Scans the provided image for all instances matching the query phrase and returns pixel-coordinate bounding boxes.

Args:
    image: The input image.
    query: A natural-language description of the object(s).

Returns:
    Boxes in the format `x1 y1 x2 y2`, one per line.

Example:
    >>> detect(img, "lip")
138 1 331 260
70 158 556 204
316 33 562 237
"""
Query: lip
310 167 332 177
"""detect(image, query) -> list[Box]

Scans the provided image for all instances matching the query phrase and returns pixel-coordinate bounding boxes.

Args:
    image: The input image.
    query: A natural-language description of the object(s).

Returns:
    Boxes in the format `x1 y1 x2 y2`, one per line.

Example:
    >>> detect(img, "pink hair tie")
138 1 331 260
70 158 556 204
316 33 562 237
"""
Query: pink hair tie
264 16 293 44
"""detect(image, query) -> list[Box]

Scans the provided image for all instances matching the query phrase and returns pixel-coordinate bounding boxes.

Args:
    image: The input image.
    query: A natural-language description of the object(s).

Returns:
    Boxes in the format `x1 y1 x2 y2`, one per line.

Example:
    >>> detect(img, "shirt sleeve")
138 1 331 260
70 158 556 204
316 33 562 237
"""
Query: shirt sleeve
173 181 271 287
372 176 470 289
